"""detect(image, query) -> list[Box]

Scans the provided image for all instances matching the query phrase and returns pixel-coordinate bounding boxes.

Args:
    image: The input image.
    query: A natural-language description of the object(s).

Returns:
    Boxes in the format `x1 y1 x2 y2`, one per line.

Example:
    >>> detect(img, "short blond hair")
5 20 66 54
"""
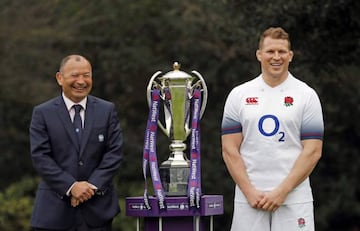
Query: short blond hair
258 27 291 49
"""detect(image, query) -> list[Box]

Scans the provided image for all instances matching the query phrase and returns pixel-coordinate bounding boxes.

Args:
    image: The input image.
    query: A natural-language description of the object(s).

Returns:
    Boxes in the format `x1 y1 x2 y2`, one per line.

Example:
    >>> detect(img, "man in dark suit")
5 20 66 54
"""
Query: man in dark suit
30 54 123 231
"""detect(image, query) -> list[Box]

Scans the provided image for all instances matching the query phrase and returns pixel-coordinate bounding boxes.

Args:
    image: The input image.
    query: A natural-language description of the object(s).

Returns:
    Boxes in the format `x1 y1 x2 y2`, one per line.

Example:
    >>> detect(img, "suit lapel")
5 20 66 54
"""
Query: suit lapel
55 97 80 151
80 96 96 156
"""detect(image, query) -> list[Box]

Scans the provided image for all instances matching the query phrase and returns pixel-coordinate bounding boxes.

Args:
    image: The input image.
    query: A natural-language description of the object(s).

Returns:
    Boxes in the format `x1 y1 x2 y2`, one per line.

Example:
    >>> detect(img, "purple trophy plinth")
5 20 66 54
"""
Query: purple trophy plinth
126 195 223 231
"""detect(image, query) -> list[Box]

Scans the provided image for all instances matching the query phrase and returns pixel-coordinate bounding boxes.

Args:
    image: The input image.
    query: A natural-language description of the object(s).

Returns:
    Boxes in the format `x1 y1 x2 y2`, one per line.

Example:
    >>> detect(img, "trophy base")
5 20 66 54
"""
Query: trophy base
160 160 190 196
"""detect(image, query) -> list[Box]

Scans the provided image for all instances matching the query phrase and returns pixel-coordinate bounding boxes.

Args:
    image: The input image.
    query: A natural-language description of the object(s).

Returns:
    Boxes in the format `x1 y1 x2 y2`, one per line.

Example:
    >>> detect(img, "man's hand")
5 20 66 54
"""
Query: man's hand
256 187 288 212
71 196 80 207
70 181 96 204
244 187 265 208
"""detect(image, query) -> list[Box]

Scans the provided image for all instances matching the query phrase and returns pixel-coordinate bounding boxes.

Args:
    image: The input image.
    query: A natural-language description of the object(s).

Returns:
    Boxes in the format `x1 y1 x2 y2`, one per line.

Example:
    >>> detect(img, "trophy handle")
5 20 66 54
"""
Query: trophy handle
191 70 208 119
146 71 169 136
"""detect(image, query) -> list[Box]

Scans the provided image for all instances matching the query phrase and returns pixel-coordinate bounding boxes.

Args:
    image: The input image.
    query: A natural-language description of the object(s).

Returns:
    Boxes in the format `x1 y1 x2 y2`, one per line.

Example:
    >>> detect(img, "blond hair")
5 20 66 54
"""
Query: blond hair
258 27 291 49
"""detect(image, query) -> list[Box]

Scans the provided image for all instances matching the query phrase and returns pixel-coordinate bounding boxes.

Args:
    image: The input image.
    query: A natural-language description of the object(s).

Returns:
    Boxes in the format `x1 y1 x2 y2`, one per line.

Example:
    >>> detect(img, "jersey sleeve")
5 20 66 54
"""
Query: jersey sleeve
221 88 242 135
300 88 324 140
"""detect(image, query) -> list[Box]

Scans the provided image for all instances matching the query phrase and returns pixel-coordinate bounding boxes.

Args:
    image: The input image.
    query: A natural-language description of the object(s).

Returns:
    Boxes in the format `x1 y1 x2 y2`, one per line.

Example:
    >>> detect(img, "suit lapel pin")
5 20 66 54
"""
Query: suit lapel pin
98 134 104 142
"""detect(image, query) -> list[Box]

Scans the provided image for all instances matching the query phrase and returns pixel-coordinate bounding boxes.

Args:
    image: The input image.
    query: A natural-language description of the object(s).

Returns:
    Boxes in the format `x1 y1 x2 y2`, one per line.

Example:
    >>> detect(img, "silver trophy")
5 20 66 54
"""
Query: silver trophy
147 62 207 196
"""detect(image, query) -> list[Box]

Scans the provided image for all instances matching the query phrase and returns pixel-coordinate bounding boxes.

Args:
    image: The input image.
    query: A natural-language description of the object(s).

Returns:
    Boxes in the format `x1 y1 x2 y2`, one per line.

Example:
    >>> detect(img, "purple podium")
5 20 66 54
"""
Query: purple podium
126 195 223 231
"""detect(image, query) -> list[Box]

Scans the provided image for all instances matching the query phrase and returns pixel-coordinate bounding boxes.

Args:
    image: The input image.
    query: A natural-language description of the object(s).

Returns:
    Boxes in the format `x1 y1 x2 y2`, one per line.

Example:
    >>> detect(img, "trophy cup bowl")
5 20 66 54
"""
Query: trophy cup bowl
147 62 207 196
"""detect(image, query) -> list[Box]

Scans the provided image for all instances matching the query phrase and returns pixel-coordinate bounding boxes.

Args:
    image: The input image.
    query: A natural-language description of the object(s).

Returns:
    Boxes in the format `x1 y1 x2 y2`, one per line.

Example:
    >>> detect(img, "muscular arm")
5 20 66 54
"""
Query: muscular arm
258 139 323 211
222 133 265 207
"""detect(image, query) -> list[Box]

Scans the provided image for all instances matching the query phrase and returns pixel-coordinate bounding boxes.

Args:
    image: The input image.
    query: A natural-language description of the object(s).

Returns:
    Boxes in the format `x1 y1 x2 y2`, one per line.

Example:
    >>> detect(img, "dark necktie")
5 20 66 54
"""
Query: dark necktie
73 104 83 143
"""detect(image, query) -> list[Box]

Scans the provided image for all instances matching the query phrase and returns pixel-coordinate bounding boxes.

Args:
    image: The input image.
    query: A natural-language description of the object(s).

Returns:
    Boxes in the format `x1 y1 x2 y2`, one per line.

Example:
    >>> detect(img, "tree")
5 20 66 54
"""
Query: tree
0 0 359 230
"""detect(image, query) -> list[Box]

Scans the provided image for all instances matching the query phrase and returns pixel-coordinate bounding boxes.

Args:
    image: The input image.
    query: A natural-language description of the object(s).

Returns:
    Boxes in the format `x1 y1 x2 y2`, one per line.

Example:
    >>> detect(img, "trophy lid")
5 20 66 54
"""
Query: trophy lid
160 62 192 80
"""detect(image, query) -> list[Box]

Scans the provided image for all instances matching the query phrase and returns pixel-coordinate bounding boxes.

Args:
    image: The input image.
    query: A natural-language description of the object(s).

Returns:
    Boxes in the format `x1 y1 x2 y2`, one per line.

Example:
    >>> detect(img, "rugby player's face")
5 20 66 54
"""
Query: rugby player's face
256 37 293 85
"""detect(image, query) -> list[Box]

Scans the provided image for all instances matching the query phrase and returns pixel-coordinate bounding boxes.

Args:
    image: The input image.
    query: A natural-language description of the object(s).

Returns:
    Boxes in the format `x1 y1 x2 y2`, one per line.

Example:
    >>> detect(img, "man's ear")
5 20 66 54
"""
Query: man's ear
289 50 294 62
55 72 63 86
256 49 261 62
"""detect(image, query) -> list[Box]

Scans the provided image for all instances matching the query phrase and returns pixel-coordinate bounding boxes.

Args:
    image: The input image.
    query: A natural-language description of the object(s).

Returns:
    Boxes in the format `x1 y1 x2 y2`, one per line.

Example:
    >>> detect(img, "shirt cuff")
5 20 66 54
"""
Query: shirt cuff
66 182 77 196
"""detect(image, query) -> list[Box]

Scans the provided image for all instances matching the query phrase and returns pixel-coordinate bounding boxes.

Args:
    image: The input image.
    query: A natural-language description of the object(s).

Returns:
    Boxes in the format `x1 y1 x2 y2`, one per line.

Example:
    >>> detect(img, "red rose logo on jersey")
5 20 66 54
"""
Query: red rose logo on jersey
297 217 306 228
284 96 294 107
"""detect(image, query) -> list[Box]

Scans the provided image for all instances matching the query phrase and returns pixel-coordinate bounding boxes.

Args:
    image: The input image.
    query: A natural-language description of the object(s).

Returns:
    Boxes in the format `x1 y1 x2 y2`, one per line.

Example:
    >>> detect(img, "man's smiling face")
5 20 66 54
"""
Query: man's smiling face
256 37 293 86
56 56 93 103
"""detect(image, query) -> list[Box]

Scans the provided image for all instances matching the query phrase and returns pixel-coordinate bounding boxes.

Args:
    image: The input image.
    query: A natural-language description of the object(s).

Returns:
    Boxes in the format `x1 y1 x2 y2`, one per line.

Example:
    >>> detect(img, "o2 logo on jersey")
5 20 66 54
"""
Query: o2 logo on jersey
258 114 285 142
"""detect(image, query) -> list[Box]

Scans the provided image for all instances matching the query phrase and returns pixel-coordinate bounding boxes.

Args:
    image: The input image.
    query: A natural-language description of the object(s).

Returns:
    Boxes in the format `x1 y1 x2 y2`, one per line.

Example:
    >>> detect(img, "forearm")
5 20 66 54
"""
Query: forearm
257 139 323 211
222 133 264 206
222 133 249 189
222 149 253 193
31 141 75 195
278 139 323 194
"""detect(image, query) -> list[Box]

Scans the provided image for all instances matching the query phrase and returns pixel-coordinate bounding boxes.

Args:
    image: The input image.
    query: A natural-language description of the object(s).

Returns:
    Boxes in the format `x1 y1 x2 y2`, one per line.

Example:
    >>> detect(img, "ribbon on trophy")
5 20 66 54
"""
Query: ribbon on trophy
142 88 166 211
188 88 202 209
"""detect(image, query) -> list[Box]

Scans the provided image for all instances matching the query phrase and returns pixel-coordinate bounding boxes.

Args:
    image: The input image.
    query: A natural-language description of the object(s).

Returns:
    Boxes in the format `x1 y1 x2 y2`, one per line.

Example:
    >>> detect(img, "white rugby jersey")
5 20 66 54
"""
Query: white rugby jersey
221 73 324 204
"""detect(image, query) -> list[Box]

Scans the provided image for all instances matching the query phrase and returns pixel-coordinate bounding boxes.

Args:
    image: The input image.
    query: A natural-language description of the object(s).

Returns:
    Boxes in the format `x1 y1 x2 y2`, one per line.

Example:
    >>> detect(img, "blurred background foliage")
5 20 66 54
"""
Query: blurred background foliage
0 0 359 230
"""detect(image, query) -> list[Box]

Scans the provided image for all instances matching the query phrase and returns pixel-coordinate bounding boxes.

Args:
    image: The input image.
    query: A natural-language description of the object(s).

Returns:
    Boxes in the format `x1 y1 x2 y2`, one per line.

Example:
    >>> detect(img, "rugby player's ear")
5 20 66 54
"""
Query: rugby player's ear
289 50 294 62
256 49 262 62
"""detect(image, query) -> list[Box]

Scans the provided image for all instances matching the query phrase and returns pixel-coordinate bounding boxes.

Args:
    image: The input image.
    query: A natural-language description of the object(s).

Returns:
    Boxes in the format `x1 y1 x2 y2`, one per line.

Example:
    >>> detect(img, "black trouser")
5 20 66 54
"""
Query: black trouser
33 220 112 231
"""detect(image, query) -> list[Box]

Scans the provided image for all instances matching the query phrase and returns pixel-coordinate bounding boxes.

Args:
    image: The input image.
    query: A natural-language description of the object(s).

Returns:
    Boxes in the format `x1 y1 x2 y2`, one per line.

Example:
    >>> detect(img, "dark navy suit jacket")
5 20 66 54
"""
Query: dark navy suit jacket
30 95 123 229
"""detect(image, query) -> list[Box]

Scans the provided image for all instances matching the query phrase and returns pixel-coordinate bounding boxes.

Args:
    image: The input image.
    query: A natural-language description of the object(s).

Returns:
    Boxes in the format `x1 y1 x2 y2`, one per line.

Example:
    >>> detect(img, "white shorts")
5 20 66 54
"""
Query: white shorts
230 202 314 231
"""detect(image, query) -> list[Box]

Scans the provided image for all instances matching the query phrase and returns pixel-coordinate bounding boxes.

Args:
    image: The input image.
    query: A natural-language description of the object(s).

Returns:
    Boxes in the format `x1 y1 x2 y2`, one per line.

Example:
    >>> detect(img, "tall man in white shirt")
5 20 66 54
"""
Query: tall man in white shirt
221 27 324 231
